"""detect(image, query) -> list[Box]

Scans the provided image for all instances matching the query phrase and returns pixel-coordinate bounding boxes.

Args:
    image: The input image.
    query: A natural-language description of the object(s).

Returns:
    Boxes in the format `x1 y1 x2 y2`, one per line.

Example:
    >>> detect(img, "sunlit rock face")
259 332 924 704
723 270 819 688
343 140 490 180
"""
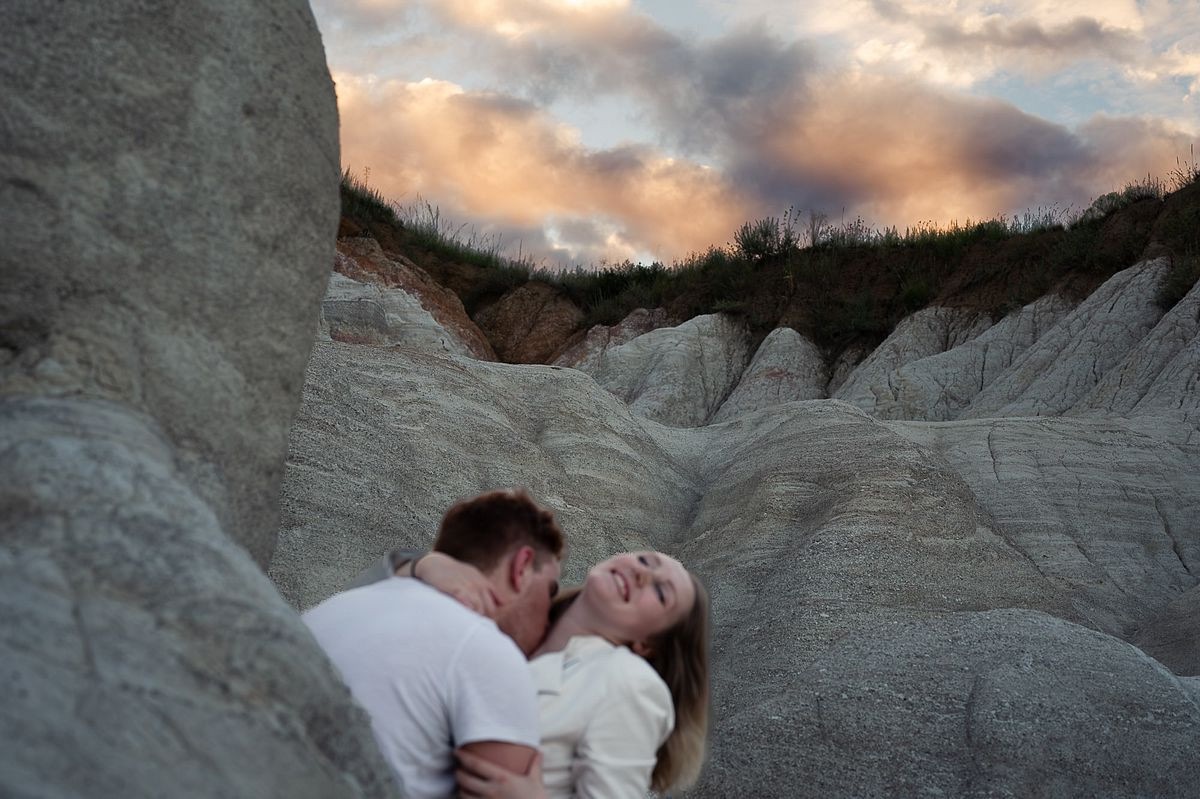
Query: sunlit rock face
277 279 1200 796
0 2 397 797
323 270 477 356
1075 274 1200 416
710 327 827 423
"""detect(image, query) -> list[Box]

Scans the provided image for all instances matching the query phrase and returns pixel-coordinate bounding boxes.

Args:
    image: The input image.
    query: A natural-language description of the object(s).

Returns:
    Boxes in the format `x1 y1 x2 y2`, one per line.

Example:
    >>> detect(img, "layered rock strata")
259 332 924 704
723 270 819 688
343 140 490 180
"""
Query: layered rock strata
964 258 1170 417
552 307 671 372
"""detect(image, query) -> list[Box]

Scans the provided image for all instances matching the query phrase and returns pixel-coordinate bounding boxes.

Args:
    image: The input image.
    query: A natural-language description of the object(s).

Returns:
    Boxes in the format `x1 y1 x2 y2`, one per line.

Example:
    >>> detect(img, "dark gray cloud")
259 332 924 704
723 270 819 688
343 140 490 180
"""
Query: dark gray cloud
871 1 1141 62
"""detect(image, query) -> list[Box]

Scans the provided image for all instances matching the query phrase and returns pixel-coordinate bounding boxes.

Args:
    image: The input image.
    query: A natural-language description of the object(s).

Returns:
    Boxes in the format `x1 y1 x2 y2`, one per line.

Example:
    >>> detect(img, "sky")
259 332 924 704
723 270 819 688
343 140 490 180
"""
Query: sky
313 0 1200 267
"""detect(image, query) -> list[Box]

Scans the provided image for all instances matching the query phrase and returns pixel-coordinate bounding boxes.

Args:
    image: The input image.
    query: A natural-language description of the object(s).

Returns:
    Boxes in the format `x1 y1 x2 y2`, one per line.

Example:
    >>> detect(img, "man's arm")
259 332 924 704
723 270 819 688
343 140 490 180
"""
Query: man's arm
457 741 536 775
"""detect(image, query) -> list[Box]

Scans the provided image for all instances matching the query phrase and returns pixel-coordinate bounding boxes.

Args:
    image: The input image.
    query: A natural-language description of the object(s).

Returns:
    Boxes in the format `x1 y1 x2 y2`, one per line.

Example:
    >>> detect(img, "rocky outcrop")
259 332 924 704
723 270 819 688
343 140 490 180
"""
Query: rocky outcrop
0 3 396 797
867 295 1073 420
710 327 826 423
892 414 1199 637
552 307 671 371
323 270 476 356
964 258 1170 418
585 313 752 427
1075 273 1200 415
274 336 1200 797
834 307 993 413
474 282 584 363
335 239 496 360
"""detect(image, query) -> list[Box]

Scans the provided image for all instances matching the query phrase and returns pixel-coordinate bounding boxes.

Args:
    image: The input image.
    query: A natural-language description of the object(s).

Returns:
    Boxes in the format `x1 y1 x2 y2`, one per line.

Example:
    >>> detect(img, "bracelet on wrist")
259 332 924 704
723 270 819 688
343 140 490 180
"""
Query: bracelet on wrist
411 554 429 582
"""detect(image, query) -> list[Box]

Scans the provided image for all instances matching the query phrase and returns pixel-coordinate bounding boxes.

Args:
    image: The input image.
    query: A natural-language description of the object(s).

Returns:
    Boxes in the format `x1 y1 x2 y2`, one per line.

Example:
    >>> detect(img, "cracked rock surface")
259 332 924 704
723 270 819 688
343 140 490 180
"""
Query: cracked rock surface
1 3 398 796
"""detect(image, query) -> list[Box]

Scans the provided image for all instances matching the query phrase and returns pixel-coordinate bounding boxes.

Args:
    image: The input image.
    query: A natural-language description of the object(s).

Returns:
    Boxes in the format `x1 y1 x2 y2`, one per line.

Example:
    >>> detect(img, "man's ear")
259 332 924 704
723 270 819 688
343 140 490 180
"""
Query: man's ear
508 545 536 592
631 639 654 658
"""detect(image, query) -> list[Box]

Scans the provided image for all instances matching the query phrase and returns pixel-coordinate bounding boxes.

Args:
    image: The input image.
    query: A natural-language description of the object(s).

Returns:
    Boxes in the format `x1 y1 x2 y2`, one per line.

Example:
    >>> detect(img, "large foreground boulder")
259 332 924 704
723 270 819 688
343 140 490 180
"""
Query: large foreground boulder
0 2 396 796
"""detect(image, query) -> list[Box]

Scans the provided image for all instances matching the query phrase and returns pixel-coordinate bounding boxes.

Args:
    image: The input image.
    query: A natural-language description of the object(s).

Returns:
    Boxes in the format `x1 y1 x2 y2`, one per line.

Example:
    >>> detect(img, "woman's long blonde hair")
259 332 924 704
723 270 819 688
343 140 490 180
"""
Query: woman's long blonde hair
550 573 711 793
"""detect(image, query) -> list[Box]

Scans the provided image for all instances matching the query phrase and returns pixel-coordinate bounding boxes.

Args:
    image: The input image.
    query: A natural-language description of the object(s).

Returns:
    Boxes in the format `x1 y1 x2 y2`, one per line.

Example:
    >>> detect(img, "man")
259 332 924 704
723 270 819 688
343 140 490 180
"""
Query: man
303 489 564 798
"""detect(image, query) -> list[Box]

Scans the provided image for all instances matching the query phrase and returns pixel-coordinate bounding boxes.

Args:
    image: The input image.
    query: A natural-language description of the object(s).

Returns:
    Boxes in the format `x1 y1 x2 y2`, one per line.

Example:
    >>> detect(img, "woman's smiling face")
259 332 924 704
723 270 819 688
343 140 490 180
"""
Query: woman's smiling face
581 551 696 646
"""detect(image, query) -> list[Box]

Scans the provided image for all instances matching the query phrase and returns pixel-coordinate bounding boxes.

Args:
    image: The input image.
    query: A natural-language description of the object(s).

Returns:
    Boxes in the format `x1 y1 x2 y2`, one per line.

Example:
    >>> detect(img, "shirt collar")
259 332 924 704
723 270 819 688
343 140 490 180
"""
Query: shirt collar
529 635 618 696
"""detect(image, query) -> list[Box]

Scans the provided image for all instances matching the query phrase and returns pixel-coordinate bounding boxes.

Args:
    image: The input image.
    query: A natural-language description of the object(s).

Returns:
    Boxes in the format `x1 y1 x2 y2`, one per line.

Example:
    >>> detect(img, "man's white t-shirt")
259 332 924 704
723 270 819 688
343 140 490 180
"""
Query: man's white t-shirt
303 577 540 798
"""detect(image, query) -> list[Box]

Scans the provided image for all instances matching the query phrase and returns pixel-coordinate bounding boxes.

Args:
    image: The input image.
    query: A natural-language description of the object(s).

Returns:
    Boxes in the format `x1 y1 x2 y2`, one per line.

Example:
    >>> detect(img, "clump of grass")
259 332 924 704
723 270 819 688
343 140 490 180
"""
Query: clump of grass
340 168 400 227
733 209 800 261
396 197 515 272
1076 174 1166 224
1157 255 1200 310
1169 145 1200 192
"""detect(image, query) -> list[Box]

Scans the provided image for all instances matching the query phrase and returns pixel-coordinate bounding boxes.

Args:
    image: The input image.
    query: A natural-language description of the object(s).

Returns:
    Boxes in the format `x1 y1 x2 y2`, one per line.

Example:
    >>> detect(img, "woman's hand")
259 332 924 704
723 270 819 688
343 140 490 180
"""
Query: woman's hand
455 748 547 799
411 552 500 619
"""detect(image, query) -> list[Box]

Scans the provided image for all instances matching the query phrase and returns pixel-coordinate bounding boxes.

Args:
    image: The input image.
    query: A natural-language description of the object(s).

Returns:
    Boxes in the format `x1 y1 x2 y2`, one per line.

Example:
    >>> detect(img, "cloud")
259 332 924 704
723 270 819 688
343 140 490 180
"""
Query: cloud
335 74 756 264
734 74 1196 226
321 0 1199 265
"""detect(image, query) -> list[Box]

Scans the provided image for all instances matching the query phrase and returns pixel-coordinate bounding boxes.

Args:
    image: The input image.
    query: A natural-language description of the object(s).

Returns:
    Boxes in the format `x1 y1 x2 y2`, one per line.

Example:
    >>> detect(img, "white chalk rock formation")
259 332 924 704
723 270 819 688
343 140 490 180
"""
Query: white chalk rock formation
585 313 752 427
710 327 827 423
869 295 1074 420
274 336 1200 797
552 307 671 372
1 3 398 797
322 270 475 357
334 239 497 360
834 307 992 413
892 414 1200 637
1075 274 1200 415
964 258 1170 418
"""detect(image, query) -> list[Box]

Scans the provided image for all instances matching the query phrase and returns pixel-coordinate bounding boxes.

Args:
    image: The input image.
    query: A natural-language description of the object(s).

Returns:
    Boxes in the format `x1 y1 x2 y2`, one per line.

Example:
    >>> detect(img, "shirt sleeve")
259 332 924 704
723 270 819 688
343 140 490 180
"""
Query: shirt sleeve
447 620 541 748
574 653 675 799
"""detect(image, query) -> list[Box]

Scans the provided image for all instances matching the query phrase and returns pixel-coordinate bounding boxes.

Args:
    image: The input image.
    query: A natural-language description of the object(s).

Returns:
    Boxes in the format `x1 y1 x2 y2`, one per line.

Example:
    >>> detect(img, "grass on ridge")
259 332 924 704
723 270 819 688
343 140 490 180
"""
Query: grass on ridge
338 156 1200 346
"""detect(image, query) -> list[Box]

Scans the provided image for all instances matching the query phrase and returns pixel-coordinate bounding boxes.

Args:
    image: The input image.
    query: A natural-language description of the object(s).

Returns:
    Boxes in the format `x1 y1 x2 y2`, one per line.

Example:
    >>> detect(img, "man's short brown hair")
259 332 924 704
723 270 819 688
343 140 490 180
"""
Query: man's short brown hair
434 488 564 571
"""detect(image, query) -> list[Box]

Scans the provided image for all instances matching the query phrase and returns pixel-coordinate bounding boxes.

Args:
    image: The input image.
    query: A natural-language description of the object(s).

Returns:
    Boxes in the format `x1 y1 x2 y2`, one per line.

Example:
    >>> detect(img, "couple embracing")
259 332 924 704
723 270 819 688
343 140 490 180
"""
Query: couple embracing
303 488 711 798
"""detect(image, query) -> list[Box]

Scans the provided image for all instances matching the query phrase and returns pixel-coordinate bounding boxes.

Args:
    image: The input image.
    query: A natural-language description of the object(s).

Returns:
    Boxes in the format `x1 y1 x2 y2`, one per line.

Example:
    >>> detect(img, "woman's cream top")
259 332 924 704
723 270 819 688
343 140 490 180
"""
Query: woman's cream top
529 635 674 799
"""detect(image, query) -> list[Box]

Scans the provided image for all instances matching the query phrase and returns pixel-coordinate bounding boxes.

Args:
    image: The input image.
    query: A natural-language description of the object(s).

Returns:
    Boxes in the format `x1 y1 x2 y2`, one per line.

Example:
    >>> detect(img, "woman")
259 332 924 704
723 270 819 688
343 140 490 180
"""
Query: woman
418 550 710 798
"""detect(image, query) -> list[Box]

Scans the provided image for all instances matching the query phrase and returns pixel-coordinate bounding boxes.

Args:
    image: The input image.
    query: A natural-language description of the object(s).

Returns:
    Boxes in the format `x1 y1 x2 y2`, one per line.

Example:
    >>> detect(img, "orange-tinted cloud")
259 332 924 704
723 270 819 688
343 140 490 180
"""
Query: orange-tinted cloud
740 74 1195 227
321 1 1198 264
335 74 757 263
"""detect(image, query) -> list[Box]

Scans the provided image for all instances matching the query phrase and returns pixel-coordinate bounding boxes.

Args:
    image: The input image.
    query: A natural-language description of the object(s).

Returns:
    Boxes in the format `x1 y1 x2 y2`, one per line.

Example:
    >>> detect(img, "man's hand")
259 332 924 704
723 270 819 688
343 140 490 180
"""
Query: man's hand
403 552 500 619
456 746 546 799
